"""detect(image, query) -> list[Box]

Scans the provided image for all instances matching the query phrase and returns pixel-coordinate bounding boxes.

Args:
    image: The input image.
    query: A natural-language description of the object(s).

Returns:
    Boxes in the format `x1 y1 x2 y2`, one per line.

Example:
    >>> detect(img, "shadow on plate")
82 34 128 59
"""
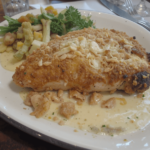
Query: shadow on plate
8 80 24 93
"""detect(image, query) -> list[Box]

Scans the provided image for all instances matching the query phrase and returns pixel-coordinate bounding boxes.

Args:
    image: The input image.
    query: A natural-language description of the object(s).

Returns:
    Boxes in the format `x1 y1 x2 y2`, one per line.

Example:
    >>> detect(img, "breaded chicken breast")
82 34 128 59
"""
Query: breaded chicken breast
13 28 150 94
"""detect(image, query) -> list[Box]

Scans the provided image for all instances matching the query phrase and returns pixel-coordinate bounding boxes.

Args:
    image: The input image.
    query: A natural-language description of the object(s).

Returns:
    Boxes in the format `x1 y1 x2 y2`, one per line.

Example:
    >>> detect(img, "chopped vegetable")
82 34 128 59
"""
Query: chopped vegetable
34 31 43 41
32 24 43 31
4 16 21 27
3 32 16 46
45 6 55 11
32 40 45 47
0 44 7 53
30 16 41 25
41 19 51 42
18 16 30 23
18 14 35 23
51 10 58 16
31 6 95 36
16 41 24 51
64 6 95 32
29 45 39 55
50 21 64 35
14 22 33 60
29 40 45 54
45 6 58 16
0 26 18 35
0 16 21 35
17 27 24 39
0 6 95 59
1 6 95 37
0 6 95 36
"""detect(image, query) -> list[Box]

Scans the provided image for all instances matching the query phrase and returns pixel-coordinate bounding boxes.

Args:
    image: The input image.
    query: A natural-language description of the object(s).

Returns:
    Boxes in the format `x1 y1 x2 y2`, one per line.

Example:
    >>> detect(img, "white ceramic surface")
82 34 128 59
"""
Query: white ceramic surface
0 9 150 150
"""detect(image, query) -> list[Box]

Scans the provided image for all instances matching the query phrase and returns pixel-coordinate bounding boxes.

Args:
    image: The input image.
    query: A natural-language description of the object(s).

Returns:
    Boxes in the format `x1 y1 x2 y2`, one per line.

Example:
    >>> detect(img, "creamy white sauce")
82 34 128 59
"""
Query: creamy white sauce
20 89 150 136
0 51 24 71
1 51 150 136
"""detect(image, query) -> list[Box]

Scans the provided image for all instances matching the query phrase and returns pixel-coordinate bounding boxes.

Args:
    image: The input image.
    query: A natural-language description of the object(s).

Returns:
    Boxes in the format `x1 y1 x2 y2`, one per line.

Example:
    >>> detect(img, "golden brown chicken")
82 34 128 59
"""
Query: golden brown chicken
12 28 150 94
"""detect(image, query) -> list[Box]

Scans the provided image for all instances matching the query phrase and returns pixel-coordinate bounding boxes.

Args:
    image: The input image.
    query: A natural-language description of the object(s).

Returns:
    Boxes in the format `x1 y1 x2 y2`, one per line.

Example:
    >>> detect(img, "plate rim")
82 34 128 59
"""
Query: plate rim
0 111 86 150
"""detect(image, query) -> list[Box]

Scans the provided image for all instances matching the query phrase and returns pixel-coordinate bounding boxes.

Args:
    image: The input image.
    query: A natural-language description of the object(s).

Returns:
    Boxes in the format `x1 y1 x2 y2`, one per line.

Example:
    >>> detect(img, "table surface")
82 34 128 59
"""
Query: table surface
0 0 150 150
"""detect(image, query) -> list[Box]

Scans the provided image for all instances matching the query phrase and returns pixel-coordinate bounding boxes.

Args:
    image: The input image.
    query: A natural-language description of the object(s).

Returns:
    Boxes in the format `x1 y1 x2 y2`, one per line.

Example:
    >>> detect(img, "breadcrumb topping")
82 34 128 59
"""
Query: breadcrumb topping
13 28 150 93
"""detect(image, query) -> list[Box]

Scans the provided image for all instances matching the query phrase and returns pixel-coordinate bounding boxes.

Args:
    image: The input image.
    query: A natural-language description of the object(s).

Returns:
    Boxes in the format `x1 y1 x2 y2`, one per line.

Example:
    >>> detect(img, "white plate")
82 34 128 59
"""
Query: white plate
0 9 150 150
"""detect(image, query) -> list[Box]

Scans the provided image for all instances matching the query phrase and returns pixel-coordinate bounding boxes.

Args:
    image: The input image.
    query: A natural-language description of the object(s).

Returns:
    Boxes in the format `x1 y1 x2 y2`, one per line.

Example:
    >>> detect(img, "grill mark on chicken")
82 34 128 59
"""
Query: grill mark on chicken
12 28 150 94
131 48 144 58
146 52 150 62
132 71 150 93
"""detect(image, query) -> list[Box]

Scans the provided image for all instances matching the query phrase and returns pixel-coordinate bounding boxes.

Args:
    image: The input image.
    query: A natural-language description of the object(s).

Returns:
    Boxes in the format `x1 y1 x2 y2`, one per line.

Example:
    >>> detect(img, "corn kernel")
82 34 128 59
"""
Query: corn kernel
17 41 24 51
34 31 43 41
52 9 58 16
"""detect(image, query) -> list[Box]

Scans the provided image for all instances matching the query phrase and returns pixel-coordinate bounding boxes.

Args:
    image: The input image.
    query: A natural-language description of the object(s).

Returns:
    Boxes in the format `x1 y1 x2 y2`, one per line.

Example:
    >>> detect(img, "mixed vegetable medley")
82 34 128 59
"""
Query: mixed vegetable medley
0 6 95 60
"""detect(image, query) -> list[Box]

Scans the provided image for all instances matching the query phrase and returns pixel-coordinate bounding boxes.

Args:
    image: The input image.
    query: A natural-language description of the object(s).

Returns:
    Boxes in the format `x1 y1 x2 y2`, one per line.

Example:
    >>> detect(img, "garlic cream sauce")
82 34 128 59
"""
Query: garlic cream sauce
0 51 24 71
20 89 150 136
1 51 150 136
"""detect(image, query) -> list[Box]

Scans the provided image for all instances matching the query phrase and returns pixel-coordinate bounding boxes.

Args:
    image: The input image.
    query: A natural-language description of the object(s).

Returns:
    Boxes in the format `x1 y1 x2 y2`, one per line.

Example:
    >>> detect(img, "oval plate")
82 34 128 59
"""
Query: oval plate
0 9 150 150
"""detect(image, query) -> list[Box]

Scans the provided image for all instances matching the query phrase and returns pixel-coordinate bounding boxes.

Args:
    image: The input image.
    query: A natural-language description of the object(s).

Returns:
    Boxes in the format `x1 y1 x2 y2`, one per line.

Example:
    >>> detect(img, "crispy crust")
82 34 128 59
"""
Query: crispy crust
12 28 150 93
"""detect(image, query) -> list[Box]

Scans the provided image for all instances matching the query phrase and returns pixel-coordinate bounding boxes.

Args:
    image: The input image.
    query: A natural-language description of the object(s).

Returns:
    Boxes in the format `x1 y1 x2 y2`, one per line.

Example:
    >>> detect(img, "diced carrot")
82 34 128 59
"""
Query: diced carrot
18 16 29 23
26 13 34 19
